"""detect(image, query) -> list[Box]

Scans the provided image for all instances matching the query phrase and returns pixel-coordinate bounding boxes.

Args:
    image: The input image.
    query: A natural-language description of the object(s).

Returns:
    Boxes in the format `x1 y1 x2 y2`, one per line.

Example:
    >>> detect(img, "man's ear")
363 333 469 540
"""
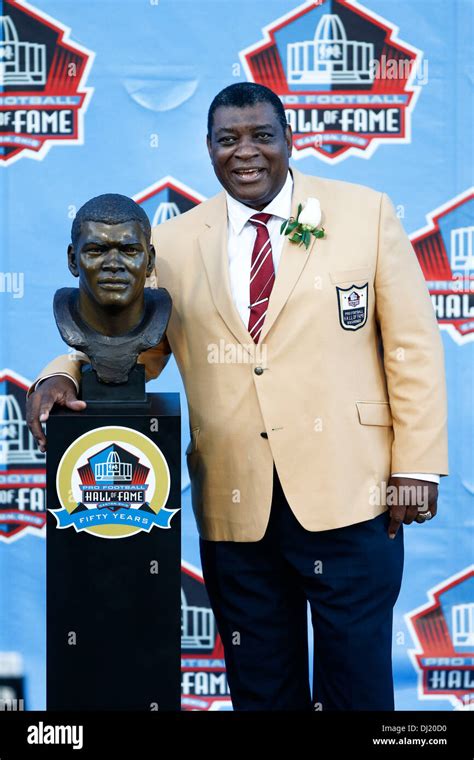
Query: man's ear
67 243 79 277
206 134 213 164
146 244 156 277
285 124 293 157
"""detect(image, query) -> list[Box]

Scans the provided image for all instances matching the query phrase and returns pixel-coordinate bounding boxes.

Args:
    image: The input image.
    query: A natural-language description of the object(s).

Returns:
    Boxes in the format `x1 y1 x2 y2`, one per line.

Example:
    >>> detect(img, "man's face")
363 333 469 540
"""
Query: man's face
68 220 155 310
207 102 292 210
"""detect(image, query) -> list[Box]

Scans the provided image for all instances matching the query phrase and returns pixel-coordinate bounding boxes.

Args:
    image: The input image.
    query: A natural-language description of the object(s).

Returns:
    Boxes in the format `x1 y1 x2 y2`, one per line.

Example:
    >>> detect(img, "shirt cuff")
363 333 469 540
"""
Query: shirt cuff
391 472 440 484
34 373 80 395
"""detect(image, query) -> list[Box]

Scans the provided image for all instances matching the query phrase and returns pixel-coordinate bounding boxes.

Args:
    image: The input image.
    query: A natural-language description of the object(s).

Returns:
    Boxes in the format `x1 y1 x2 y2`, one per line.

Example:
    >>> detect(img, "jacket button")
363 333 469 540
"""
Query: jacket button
254 366 264 375
260 432 268 439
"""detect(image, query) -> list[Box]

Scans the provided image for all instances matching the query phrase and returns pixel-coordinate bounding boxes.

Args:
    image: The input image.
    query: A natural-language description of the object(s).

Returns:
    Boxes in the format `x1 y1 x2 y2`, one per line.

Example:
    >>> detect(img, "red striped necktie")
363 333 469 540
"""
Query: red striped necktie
248 213 275 343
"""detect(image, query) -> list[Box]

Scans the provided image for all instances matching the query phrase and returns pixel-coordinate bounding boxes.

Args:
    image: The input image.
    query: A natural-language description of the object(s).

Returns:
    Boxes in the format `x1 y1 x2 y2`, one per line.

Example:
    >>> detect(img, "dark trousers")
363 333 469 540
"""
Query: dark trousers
199 466 404 711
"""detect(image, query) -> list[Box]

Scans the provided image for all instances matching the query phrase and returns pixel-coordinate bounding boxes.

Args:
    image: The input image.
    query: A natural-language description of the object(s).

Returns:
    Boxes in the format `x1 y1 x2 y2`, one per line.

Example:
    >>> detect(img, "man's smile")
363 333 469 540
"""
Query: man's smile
231 167 266 183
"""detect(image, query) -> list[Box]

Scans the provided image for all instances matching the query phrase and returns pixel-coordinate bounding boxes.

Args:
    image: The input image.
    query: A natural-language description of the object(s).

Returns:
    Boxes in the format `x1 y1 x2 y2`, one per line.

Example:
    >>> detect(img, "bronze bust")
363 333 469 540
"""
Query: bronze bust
53 193 171 397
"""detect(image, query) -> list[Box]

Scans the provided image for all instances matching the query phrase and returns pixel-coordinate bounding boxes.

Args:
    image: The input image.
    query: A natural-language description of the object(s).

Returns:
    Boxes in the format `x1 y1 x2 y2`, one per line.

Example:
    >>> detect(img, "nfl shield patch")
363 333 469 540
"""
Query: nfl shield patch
336 283 368 331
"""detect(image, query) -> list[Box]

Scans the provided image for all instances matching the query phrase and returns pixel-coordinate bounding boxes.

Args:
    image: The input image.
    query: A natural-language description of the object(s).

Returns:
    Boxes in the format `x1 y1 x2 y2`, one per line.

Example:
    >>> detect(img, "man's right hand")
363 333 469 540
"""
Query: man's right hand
26 377 87 452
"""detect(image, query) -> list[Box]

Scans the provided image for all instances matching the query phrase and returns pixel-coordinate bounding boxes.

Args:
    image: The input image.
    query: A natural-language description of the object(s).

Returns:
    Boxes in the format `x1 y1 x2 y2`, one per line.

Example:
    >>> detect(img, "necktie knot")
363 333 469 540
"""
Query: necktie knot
249 213 271 228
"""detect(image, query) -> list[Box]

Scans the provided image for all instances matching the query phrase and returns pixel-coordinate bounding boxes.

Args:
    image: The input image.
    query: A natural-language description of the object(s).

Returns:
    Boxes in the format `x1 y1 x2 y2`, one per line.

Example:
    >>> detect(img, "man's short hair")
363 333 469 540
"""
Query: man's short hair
71 194 151 247
207 82 288 137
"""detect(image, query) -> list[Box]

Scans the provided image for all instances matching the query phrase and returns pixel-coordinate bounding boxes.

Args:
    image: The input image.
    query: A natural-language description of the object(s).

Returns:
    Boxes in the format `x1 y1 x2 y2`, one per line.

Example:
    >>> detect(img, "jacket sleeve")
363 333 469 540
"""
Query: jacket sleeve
375 192 449 476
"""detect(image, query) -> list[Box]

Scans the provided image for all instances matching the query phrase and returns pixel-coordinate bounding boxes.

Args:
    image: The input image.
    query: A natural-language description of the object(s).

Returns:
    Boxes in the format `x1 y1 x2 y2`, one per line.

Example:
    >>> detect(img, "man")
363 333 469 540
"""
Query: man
27 83 448 711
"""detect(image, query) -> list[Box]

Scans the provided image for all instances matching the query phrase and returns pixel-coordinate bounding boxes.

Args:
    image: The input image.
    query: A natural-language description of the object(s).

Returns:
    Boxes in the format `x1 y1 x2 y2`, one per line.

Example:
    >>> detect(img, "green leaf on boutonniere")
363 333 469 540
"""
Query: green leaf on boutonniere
281 205 325 248
280 217 297 235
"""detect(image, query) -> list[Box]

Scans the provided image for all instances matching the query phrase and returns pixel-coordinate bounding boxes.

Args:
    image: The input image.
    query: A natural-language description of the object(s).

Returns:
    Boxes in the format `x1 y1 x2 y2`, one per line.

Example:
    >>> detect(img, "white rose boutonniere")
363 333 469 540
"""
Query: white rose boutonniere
280 197 325 250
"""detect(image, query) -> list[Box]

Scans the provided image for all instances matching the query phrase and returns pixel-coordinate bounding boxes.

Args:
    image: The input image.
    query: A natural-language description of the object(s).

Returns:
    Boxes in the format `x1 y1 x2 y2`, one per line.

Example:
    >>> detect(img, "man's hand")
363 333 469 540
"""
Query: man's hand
387 476 438 539
26 377 86 452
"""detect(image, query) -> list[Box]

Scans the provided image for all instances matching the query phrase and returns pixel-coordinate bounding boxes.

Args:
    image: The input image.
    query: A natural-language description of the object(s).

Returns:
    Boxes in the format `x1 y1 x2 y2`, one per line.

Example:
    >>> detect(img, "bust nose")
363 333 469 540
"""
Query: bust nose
102 248 125 270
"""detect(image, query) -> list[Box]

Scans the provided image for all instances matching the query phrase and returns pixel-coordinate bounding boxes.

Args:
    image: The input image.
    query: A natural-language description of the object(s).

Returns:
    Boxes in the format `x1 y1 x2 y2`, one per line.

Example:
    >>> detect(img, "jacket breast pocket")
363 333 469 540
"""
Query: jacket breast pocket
356 401 393 427
185 426 200 455
330 267 371 284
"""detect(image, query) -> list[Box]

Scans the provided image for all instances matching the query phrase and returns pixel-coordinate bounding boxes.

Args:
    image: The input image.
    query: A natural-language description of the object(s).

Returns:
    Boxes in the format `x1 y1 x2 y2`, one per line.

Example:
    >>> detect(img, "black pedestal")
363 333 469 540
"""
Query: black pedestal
81 364 147 404
46 393 181 711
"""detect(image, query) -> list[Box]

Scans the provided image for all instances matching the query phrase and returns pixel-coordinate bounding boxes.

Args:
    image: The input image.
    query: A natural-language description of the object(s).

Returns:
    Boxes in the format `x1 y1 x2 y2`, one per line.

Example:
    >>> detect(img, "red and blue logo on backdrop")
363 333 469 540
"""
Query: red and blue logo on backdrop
0 369 46 542
240 0 422 163
0 0 94 166
411 189 474 344
134 175 205 227
406 567 474 710
181 561 231 711
134 175 205 286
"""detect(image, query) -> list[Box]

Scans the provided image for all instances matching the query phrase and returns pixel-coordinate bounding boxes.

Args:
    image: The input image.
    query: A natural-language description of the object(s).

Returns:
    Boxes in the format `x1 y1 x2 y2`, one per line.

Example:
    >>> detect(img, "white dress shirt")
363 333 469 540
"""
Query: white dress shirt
226 171 293 327
223 172 439 486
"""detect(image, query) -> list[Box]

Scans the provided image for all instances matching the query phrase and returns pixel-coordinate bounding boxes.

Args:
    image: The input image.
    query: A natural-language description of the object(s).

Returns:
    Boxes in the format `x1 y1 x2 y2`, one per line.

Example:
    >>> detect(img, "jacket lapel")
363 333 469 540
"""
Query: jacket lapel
197 192 254 350
258 168 317 344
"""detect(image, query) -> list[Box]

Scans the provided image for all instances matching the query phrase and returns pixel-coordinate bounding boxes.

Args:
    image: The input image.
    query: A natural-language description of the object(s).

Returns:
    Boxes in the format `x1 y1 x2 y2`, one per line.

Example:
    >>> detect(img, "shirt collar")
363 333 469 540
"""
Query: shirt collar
225 170 293 236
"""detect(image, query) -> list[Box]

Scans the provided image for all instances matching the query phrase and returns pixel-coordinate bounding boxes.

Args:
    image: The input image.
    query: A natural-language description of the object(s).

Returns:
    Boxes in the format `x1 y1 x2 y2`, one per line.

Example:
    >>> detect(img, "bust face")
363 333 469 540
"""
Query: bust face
69 220 154 311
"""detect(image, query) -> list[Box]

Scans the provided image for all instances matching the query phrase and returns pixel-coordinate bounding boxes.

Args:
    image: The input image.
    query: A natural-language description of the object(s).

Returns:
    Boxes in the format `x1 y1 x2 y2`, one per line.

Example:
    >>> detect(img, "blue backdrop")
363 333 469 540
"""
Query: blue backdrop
0 0 472 711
